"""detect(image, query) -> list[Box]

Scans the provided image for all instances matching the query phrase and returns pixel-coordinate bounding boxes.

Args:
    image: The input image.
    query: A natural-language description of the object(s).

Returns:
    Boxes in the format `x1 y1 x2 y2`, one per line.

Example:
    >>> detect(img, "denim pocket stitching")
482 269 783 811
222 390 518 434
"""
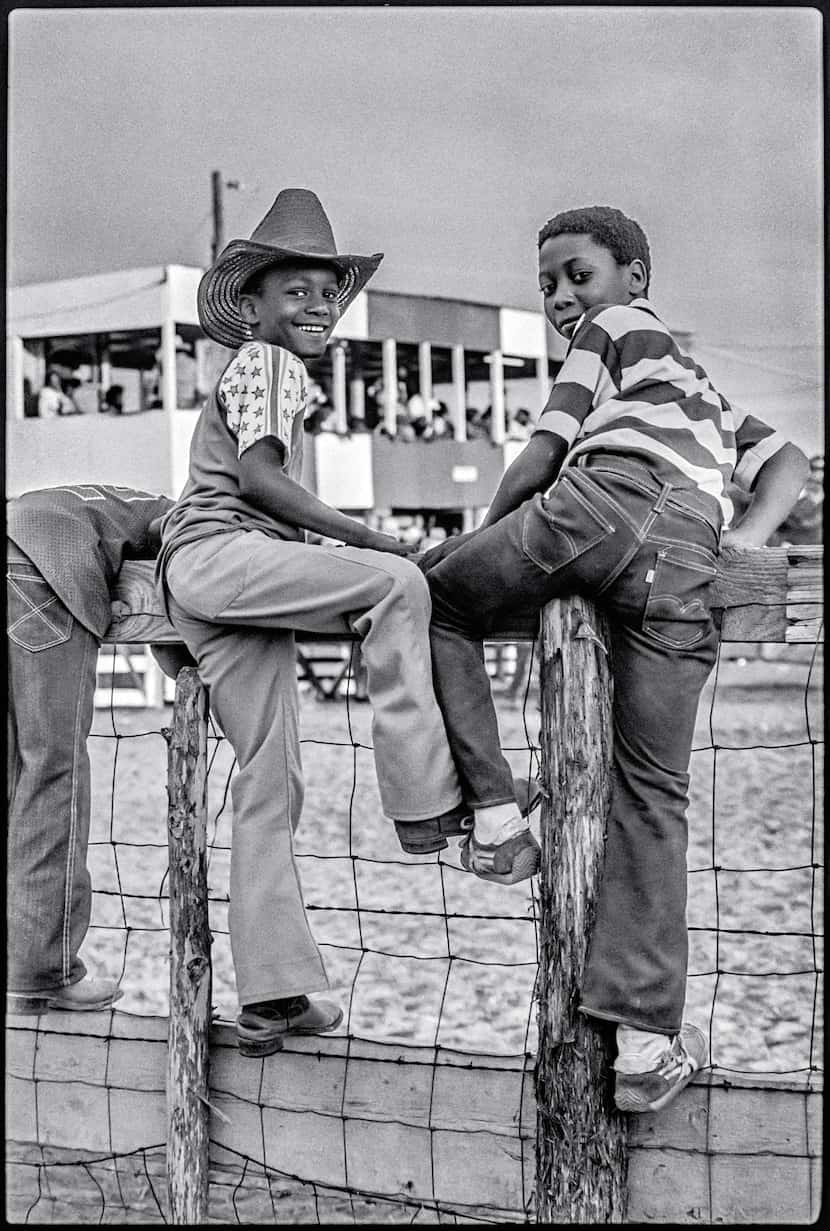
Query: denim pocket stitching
8 582 73 650
521 478 615 576
642 549 716 650
648 535 718 570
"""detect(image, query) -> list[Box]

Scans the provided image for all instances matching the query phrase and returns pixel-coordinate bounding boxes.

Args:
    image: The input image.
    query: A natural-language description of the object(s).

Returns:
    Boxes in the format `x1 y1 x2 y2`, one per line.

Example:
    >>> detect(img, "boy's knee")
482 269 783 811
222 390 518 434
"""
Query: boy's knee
372 555 431 618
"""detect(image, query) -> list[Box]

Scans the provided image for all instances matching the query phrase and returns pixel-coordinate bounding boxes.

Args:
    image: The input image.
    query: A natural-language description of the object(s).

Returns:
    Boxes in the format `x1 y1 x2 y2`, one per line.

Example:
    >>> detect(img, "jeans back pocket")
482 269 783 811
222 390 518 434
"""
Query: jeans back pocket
7 566 74 651
521 476 616 576
642 544 717 649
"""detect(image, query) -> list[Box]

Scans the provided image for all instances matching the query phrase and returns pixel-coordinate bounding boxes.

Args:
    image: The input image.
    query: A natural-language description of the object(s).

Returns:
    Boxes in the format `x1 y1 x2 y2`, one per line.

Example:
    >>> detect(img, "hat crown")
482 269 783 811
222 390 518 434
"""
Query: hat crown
249 188 338 257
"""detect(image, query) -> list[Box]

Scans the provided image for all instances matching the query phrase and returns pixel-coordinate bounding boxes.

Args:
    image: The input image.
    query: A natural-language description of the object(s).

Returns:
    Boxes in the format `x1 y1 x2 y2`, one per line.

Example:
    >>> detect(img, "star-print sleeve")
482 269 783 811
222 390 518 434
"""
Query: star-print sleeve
218 342 308 461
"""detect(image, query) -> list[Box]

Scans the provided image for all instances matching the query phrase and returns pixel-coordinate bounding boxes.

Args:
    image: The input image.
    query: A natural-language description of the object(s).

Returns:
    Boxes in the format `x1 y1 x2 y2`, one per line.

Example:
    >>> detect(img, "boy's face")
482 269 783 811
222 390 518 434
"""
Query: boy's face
239 262 341 358
538 233 646 341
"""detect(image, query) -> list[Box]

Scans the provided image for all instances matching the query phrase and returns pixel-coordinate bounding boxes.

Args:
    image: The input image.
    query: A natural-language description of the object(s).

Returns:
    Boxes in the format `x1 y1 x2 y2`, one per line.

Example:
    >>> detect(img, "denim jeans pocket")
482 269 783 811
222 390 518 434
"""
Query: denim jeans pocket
7 567 74 651
521 476 616 575
642 544 717 649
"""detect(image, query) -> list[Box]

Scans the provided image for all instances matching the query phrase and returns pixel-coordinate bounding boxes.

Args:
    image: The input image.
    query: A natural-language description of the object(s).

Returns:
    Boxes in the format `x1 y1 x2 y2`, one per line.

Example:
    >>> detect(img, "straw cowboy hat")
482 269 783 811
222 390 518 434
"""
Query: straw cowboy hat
198 188 384 349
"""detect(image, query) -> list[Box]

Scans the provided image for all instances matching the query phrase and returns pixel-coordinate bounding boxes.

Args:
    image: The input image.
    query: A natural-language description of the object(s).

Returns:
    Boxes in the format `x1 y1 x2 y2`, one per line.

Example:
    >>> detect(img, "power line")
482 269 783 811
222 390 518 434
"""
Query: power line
8 277 166 325
698 343 822 388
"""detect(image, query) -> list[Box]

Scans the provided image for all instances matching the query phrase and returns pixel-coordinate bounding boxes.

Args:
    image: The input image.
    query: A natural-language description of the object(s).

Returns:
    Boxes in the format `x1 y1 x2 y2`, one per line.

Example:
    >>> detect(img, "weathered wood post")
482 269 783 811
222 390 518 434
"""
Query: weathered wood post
164 667 212 1223
535 596 628 1222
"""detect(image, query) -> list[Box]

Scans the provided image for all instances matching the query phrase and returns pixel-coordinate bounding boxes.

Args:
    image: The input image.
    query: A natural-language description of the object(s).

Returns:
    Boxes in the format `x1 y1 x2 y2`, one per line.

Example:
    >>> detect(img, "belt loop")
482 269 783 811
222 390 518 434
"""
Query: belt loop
653 482 671 513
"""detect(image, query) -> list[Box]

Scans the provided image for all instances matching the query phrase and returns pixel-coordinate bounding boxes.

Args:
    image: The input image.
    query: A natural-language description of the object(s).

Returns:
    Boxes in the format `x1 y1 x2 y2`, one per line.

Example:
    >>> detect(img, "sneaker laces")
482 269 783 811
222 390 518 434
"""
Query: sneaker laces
656 1037 694 1081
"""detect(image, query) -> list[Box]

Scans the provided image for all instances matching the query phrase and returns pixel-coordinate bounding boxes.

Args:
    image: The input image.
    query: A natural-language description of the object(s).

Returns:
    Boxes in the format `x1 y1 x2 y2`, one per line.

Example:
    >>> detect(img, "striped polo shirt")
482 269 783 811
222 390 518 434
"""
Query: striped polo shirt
534 298 788 525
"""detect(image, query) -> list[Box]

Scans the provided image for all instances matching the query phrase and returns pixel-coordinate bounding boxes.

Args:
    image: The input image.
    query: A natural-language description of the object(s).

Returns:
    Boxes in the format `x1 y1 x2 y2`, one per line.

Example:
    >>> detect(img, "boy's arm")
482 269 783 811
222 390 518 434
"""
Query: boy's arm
479 431 569 528
239 437 417 555
723 442 811 548
417 431 567 572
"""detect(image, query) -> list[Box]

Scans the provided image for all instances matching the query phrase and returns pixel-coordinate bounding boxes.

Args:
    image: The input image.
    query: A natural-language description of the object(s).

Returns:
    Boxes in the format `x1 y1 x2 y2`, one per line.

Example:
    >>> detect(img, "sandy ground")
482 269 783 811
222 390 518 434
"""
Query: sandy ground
82 644 824 1076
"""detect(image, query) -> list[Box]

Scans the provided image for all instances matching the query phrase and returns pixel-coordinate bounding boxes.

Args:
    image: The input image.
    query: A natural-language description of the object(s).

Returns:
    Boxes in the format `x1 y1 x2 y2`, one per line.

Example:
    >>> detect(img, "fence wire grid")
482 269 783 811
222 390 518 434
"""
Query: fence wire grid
6 626 824 1224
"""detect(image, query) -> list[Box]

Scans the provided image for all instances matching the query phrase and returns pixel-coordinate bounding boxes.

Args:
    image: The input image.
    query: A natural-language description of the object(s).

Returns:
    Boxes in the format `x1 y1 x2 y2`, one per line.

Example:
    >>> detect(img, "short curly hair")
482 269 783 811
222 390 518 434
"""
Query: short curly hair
538 206 651 293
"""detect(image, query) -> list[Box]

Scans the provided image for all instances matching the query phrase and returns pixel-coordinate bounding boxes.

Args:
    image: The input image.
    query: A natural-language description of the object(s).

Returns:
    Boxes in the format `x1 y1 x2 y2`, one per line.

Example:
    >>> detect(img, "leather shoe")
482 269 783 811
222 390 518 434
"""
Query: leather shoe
7 976 123 1016
236 995 343 1057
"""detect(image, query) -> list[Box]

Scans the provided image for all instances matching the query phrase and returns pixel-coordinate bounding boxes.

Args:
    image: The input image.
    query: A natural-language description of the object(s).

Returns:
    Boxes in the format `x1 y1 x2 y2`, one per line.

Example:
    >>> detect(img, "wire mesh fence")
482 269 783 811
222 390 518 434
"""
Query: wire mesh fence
6 629 824 1224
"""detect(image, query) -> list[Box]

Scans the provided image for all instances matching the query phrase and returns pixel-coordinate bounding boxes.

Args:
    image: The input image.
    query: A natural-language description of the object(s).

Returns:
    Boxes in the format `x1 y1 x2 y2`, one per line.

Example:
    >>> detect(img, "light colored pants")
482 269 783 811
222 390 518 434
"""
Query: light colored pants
163 530 462 1004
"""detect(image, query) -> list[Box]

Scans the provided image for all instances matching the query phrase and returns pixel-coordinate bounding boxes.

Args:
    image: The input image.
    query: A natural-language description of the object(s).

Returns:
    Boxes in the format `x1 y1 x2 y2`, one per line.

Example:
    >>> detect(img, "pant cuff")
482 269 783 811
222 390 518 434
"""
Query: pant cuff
578 1004 679 1036
239 970 330 1008
384 795 464 822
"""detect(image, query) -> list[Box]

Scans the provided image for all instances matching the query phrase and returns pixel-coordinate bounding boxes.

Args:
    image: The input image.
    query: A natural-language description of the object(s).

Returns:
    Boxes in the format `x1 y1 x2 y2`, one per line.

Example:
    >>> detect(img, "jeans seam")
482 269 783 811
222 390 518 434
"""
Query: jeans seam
564 474 617 533
576 473 647 536
63 632 92 984
594 535 646 596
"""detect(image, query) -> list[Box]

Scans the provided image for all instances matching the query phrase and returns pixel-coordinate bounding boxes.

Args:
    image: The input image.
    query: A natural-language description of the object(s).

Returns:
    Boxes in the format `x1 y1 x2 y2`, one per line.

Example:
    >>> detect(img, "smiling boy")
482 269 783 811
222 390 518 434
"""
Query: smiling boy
419 205 809 1112
156 189 469 1056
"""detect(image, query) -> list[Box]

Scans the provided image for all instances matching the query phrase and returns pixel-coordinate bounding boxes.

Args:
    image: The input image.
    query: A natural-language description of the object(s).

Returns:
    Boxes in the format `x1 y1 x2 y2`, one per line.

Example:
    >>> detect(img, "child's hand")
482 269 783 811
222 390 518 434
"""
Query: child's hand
720 527 764 550
417 530 478 573
367 531 420 556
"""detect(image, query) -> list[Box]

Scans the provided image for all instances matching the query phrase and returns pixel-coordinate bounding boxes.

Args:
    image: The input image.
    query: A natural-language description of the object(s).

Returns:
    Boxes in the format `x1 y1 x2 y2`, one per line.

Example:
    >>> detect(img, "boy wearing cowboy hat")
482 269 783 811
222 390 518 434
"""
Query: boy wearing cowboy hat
155 189 474 1056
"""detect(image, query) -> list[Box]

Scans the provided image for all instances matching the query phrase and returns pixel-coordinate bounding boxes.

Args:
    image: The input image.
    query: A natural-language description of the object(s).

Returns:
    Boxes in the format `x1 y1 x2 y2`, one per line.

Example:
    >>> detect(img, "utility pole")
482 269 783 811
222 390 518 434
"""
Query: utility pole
210 171 240 264
210 170 224 265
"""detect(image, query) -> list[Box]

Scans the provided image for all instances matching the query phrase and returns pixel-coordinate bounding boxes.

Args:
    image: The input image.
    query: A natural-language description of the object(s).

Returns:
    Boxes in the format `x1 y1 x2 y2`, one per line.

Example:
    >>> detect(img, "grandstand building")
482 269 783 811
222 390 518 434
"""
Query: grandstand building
6 265 578 523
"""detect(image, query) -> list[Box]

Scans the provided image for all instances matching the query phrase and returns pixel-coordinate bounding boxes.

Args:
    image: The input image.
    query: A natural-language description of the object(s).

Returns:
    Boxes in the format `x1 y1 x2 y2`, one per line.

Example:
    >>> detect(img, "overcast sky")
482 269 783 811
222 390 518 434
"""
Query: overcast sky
8 5 823 352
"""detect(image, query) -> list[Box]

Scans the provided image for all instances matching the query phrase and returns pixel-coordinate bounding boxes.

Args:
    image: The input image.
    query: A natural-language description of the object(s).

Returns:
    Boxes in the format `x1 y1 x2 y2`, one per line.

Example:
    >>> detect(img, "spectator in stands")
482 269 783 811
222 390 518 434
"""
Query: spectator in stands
6 485 190 1016
771 454 824 545
71 378 102 415
465 406 487 439
375 409 416 440
60 377 85 415
507 407 533 441
102 384 125 415
37 369 75 418
431 401 454 439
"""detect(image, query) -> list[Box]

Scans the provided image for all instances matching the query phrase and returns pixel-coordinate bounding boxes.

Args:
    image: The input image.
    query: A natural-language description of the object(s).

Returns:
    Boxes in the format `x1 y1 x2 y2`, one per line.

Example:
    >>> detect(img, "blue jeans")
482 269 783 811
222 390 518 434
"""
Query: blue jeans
425 456 721 1033
6 545 97 993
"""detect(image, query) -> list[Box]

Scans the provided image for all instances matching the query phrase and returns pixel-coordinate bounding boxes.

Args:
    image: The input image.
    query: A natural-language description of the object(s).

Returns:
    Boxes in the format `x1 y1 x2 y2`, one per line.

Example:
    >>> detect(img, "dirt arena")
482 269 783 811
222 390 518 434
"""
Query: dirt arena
83 644 823 1076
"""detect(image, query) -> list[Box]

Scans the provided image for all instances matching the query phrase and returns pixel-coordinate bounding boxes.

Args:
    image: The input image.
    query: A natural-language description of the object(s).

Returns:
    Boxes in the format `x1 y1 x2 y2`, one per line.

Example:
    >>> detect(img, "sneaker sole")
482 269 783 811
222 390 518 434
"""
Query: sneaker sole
615 1027 705 1114
47 991 124 1012
461 838 541 884
615 1067 697 1114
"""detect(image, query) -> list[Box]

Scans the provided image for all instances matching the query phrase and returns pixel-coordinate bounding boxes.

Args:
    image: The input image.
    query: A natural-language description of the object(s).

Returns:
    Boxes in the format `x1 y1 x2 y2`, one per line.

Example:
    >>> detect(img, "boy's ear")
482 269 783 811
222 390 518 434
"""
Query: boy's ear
627 259 647 296
238 292 260 326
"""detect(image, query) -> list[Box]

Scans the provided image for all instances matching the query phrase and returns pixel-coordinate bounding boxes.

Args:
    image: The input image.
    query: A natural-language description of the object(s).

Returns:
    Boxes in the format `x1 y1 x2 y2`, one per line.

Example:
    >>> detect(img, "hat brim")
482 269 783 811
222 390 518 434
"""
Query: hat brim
197 240 383 350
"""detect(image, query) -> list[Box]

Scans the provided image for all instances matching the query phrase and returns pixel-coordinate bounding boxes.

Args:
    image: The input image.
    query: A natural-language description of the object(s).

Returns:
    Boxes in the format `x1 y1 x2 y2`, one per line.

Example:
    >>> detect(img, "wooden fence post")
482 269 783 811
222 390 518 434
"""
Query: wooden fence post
164 667 212 1223
535 596 628 1222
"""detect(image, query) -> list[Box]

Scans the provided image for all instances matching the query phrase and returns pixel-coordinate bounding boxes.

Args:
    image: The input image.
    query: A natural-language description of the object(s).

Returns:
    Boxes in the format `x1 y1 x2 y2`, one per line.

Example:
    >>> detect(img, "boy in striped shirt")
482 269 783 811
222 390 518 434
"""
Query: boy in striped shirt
420 205 809 1113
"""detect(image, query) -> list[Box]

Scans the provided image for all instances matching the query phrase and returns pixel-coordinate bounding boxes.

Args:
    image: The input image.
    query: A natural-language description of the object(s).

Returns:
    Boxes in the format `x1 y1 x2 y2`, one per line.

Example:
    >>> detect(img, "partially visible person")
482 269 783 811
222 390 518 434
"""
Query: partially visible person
102 384 125 415
71 378 102 415
60 377 85 415
6 484 190 1015
37 370 75 418
507 407 533 441
770 453 824 545
430 401 454 439
465 406 487 439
